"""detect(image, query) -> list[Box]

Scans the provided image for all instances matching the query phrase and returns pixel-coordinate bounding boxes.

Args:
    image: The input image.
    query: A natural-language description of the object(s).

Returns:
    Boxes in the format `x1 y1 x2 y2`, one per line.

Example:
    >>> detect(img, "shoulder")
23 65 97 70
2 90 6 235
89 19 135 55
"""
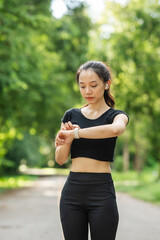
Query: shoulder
61 108 72 123
64 108 79 116
61 108 79 123
108 108 129 125
64 107 79 113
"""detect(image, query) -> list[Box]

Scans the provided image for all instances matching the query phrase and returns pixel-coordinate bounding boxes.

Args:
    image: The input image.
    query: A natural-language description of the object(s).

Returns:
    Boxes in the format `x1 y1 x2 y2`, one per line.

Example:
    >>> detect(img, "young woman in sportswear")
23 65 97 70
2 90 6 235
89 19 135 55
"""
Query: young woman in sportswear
55 61 129 240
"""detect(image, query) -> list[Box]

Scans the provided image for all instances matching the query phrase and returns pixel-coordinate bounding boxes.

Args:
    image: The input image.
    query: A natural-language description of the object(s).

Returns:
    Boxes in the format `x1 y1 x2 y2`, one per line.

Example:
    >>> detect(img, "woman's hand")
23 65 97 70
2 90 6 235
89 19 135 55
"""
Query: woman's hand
55 133 65 148
57 129 74 145
55 121 80 148
61 121 80 131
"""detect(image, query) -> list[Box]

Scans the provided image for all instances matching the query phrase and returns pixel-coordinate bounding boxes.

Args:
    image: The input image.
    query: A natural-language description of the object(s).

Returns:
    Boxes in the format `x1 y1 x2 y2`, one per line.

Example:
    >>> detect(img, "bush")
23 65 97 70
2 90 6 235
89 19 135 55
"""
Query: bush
4 132 49 174
113 155 123 172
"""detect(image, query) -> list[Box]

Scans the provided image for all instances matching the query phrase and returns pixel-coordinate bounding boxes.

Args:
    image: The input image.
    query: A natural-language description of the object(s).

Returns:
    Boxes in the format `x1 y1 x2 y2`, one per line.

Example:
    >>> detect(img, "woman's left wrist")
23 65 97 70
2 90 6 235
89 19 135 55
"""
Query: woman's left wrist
73 128 80 139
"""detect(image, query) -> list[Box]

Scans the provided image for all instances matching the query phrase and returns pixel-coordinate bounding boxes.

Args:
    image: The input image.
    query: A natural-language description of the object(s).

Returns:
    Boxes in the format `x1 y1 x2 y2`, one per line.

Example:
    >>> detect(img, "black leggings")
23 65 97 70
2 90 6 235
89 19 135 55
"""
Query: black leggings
59 171 119 240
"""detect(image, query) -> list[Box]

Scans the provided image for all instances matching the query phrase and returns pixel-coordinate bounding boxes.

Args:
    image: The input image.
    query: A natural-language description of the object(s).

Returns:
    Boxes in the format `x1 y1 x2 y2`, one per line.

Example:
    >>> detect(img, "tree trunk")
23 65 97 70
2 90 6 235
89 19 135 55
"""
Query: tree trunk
134 153 141 172
133 142 143 172
158 161 160 180
123 140 129 171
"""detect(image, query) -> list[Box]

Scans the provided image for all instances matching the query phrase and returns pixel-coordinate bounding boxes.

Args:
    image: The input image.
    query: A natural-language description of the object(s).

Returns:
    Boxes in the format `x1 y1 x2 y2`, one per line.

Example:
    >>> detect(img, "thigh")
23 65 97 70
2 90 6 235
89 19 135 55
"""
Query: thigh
59 181 89 240
88 182 119 240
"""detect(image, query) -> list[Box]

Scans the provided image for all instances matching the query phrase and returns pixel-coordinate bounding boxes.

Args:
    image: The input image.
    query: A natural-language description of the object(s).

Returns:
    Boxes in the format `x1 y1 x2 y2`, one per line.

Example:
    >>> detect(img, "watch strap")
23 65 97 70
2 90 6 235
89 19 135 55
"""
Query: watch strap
73 128 80 139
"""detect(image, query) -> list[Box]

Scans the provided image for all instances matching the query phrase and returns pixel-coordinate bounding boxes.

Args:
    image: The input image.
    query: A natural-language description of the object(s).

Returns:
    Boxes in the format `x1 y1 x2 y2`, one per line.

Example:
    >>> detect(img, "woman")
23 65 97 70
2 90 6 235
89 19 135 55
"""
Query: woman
55 61 129 240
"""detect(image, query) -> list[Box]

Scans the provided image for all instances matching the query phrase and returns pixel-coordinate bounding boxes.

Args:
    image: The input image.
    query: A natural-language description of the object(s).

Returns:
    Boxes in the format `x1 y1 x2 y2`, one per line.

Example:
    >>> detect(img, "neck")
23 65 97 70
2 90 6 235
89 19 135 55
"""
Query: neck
86 99 109 112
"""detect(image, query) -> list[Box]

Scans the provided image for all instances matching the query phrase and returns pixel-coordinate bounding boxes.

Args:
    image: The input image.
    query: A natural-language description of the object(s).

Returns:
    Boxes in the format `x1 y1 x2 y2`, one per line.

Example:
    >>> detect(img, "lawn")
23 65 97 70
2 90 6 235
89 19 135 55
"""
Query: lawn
112 168 160 206
0 175 38 194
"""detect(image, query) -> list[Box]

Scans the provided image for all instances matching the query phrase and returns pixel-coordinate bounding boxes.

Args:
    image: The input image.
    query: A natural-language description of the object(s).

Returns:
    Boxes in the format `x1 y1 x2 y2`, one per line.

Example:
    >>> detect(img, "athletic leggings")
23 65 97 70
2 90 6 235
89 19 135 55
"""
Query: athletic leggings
59 171 119 240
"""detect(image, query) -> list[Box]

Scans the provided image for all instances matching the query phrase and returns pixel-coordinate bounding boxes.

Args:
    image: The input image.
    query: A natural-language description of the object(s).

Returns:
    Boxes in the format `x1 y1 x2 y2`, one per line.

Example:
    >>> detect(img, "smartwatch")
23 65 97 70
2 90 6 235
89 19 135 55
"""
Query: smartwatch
73 128 80 139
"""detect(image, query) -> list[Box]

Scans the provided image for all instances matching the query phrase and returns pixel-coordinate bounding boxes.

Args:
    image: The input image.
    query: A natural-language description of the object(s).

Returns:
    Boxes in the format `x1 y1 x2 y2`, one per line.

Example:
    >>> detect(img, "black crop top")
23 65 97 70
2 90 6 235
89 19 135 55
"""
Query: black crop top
61 107 129 162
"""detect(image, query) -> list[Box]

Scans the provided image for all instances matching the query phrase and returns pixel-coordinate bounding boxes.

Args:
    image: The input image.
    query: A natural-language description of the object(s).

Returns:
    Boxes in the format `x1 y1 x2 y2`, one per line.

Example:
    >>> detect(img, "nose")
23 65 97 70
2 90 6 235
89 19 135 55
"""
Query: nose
86 86 92 94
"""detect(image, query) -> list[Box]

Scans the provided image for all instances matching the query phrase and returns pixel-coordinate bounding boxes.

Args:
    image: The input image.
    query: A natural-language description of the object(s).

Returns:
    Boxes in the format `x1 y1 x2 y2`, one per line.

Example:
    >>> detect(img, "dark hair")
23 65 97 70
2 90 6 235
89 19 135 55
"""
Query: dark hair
76 60 115 108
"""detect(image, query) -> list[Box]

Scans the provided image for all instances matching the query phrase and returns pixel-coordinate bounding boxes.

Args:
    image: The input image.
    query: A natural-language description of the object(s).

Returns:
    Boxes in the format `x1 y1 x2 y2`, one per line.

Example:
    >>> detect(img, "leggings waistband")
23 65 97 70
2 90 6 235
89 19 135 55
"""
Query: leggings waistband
67 171 113 185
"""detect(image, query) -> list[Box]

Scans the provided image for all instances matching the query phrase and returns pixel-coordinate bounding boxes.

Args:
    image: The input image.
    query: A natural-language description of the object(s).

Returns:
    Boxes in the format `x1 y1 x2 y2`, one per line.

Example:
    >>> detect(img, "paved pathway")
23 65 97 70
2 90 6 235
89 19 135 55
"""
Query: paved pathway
0 175 160 240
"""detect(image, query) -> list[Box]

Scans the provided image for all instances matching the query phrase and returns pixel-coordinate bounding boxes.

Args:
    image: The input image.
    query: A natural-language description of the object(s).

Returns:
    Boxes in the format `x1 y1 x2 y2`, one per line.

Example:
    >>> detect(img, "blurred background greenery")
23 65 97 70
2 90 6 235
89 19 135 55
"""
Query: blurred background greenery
0 0 160 204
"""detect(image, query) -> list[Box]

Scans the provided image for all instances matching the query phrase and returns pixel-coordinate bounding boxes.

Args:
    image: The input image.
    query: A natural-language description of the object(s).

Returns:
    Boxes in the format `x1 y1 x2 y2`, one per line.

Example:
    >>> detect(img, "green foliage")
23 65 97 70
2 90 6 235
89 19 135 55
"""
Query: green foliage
112 167 160 206
0 0 92 174
4 132 49 174
113 155 124 172
146 154 158 167
0 174 38 193
0 0 160 176
89 0 160 174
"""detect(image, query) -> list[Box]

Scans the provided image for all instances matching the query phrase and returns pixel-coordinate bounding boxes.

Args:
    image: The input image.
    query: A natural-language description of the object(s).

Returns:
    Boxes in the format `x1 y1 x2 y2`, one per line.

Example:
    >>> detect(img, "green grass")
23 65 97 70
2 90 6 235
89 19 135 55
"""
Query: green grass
112 168 160 206
0 175 38 194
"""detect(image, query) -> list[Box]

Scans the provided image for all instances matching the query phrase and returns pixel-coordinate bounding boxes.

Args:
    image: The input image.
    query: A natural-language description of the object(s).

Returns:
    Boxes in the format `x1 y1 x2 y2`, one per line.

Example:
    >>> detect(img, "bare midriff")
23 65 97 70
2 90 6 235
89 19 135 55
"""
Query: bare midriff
70 157 111 173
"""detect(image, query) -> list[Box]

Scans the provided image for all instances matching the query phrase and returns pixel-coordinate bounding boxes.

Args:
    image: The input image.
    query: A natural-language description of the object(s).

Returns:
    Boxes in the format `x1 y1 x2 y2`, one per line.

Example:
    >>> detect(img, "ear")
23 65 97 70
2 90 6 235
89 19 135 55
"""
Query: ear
105 79 111 90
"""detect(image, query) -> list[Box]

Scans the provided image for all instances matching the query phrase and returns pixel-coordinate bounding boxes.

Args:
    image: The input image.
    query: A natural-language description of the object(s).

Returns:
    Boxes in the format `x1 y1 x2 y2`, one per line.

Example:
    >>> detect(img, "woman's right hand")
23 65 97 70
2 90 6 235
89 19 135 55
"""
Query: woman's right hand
55 122 80 148
61 121 80 131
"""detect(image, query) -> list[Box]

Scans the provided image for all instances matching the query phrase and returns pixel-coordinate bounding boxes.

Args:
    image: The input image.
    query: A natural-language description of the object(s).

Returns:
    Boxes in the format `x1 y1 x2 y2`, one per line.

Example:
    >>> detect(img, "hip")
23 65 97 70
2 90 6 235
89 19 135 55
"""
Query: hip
61 171 117 201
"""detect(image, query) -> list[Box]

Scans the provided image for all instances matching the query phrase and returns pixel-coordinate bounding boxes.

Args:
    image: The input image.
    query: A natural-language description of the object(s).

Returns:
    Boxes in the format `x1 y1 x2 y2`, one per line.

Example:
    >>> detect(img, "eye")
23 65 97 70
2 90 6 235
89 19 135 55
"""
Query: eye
80 85 97 89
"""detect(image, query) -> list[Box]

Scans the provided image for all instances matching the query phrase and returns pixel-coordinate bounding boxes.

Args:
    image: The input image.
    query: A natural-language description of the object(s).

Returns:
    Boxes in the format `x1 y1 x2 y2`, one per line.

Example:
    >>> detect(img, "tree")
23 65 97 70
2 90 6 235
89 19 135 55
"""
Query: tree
97 0 160 176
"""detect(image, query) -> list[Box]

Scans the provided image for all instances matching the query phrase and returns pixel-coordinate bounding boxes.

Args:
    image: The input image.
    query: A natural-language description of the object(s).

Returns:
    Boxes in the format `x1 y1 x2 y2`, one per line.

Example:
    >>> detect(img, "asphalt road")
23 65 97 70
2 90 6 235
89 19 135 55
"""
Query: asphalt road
0 175 160 240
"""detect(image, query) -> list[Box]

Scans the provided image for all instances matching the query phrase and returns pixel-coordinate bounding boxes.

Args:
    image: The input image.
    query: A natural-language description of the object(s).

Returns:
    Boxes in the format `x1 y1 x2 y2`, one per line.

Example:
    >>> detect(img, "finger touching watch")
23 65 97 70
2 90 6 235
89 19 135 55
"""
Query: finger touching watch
73 127 80 139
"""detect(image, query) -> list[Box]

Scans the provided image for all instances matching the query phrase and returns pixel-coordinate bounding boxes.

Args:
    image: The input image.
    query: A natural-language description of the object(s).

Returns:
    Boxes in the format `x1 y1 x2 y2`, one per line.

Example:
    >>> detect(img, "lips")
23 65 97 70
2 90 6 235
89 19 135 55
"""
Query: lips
86 97 94 100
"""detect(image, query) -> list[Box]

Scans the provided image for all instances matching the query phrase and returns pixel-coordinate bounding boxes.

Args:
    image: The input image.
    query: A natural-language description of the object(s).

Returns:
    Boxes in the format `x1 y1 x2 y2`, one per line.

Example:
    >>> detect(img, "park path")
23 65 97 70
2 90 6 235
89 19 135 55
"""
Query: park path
0 175 160 240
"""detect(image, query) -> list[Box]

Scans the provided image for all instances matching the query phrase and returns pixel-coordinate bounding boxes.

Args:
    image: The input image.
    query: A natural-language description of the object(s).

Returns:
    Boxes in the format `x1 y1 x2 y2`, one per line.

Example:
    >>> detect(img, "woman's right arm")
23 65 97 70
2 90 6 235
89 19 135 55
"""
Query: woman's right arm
55 122 80 165
55 142 72 166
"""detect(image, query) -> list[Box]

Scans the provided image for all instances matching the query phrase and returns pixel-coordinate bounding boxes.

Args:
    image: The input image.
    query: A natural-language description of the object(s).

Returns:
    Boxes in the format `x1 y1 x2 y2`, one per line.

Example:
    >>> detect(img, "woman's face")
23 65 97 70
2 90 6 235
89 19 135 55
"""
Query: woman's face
78 69 106 104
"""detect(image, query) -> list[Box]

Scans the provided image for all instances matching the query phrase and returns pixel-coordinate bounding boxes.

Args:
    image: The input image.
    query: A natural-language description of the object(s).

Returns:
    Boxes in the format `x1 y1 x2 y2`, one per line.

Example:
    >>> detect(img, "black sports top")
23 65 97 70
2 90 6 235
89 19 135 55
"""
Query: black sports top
61 107 129 162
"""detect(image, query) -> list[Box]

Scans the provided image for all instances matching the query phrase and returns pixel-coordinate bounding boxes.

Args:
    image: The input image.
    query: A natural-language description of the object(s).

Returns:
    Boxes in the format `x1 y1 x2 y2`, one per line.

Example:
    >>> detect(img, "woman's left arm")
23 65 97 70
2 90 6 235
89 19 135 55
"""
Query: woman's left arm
57 114 128 144
78 114 128 139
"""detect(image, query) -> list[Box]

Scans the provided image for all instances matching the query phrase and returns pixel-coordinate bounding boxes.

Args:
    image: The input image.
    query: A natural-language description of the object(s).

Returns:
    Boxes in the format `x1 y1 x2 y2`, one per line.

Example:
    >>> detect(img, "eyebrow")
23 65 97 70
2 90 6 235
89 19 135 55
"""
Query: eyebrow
79 81 97 84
